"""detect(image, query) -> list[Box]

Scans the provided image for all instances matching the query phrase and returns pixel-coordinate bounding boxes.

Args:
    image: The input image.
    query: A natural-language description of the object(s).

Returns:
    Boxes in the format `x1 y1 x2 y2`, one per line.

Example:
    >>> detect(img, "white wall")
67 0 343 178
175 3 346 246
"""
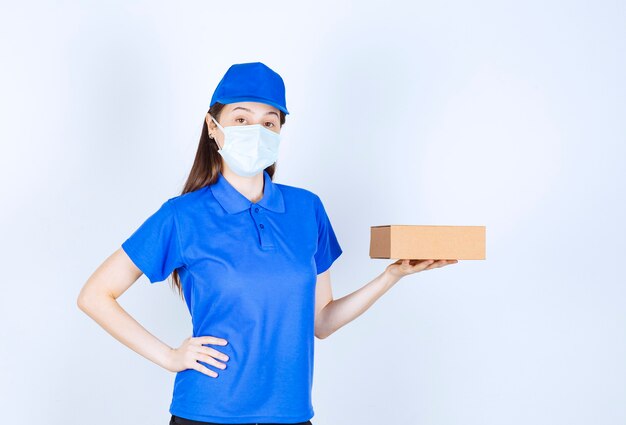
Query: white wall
1 1 624 424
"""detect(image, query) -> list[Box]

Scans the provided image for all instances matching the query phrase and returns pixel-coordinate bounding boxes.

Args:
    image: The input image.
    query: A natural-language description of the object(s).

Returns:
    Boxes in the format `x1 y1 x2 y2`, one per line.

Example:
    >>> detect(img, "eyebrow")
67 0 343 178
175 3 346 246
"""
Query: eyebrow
231 106 279 118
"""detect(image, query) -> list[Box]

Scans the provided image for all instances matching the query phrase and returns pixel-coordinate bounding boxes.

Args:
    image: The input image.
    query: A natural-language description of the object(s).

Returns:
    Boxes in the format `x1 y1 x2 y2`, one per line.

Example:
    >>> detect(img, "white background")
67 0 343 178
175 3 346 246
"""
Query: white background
1 1 624 424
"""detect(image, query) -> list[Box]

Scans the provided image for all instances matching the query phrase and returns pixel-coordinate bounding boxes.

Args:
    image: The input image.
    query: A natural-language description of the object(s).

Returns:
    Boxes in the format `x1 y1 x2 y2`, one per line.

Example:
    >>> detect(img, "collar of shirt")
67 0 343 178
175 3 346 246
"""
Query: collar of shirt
210 169 286 214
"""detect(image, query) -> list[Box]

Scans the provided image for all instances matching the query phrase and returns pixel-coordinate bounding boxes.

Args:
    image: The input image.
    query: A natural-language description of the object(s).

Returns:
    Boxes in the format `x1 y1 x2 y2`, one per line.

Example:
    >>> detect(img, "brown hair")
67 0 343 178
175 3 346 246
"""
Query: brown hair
169 102 287 298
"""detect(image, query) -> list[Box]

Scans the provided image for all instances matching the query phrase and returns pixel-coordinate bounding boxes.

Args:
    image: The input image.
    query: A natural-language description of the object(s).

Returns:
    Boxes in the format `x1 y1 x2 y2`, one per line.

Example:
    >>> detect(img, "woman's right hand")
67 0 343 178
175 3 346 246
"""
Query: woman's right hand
165 335 230 378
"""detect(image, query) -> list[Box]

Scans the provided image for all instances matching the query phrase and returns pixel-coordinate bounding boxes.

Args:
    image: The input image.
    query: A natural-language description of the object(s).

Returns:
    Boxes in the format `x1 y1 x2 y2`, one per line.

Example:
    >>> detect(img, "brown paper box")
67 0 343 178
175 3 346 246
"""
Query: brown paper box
370 225 486 260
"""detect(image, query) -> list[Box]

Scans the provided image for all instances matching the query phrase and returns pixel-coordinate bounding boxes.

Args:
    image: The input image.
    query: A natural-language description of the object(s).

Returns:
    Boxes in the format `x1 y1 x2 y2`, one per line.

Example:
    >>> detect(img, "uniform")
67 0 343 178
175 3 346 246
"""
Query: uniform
121 169 343 423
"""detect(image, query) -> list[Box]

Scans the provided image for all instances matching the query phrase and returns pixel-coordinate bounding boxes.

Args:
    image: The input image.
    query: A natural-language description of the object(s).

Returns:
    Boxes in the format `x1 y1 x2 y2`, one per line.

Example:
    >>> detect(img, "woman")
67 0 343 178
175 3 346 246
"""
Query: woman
77 61 457 425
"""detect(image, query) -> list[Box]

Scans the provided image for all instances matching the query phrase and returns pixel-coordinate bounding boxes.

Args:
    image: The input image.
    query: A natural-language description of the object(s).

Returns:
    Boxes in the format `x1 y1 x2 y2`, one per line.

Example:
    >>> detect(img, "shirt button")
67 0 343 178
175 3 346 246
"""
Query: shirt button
259 224 264 229
254 207 259 213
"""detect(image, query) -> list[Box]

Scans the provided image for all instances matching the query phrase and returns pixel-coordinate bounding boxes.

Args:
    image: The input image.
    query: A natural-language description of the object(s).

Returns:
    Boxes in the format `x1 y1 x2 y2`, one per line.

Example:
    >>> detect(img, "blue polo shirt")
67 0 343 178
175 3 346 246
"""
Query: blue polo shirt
121 170 343 423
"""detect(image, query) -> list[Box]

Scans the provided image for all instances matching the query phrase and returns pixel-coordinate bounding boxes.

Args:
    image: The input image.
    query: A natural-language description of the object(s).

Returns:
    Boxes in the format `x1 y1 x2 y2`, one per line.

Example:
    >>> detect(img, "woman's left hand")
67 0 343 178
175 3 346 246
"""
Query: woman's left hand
385 259 458 279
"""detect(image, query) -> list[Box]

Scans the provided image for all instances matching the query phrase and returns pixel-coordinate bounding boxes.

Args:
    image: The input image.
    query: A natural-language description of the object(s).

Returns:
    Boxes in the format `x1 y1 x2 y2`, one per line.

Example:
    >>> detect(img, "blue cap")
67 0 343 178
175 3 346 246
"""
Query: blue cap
210 62 289 115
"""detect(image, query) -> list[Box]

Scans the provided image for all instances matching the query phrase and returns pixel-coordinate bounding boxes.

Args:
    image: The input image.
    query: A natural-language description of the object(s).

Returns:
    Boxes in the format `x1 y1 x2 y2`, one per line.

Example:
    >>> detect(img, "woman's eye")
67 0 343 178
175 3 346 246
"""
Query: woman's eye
264 122 275 128
235 118 246 124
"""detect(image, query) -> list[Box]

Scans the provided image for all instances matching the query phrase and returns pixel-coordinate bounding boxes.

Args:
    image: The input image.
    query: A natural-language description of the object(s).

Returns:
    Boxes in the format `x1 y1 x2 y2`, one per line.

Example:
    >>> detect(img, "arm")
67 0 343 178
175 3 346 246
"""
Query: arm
77 248 177 369
76 248 229 377
314 259 458 339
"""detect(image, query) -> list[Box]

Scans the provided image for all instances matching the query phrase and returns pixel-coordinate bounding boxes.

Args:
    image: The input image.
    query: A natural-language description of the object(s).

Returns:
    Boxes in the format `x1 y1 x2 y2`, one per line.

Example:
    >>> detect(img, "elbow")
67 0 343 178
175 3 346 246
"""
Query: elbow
76 285 107 313
314 327 332 340
76 290 92 313
76 285 88 311
314 305 335 339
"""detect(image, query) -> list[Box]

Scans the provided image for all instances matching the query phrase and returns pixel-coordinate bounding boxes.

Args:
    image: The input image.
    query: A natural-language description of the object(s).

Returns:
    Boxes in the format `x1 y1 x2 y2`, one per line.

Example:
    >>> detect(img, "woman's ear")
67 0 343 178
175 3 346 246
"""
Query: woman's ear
207 113 220 137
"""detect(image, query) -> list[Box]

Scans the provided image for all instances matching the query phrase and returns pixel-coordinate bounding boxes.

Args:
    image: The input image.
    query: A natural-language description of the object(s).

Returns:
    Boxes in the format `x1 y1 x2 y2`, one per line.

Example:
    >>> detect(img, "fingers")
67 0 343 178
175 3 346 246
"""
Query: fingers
196 345 230 363
408 259 435 270
191 360 219 378
396 259 458 274
196 352 228 371
422 259 458 270
182 335 230 378
193 335 228 346
189 344 229 378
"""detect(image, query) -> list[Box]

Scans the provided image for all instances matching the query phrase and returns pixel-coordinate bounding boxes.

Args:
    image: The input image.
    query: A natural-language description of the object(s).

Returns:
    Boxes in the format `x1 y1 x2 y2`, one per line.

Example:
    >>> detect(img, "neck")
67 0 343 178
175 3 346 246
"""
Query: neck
221 168 265 203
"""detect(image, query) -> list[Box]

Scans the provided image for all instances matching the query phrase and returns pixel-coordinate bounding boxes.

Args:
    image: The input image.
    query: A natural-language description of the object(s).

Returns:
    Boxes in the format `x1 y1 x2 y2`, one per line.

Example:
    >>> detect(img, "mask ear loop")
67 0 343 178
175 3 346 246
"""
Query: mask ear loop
211 116 224 132
210 116 224 149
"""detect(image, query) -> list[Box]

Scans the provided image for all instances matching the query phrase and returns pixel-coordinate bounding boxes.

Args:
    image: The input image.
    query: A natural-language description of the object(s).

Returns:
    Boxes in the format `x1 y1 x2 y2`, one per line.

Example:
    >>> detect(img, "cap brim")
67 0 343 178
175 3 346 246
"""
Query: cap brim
212 95 289 115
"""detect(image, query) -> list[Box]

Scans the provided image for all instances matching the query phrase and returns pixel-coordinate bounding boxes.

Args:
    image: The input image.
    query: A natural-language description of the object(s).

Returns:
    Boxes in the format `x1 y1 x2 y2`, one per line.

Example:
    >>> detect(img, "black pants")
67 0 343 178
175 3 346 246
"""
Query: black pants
170 414 313 425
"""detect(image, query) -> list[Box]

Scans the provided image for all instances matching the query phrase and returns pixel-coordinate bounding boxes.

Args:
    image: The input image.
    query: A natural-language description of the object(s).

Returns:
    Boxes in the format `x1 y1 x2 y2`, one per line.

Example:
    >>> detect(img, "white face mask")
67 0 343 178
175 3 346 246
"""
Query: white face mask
211 116 281 177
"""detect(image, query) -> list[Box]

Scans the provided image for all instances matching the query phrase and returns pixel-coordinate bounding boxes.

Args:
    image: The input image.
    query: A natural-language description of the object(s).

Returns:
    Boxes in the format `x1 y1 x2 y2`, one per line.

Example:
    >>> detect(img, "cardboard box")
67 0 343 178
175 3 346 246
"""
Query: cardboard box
370 225 486 260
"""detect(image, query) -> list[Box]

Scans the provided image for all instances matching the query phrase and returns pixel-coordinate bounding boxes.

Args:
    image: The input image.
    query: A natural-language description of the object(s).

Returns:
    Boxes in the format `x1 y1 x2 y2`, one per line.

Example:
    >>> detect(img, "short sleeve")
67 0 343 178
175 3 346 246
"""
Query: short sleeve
121 199 185 284
313 195 343 275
